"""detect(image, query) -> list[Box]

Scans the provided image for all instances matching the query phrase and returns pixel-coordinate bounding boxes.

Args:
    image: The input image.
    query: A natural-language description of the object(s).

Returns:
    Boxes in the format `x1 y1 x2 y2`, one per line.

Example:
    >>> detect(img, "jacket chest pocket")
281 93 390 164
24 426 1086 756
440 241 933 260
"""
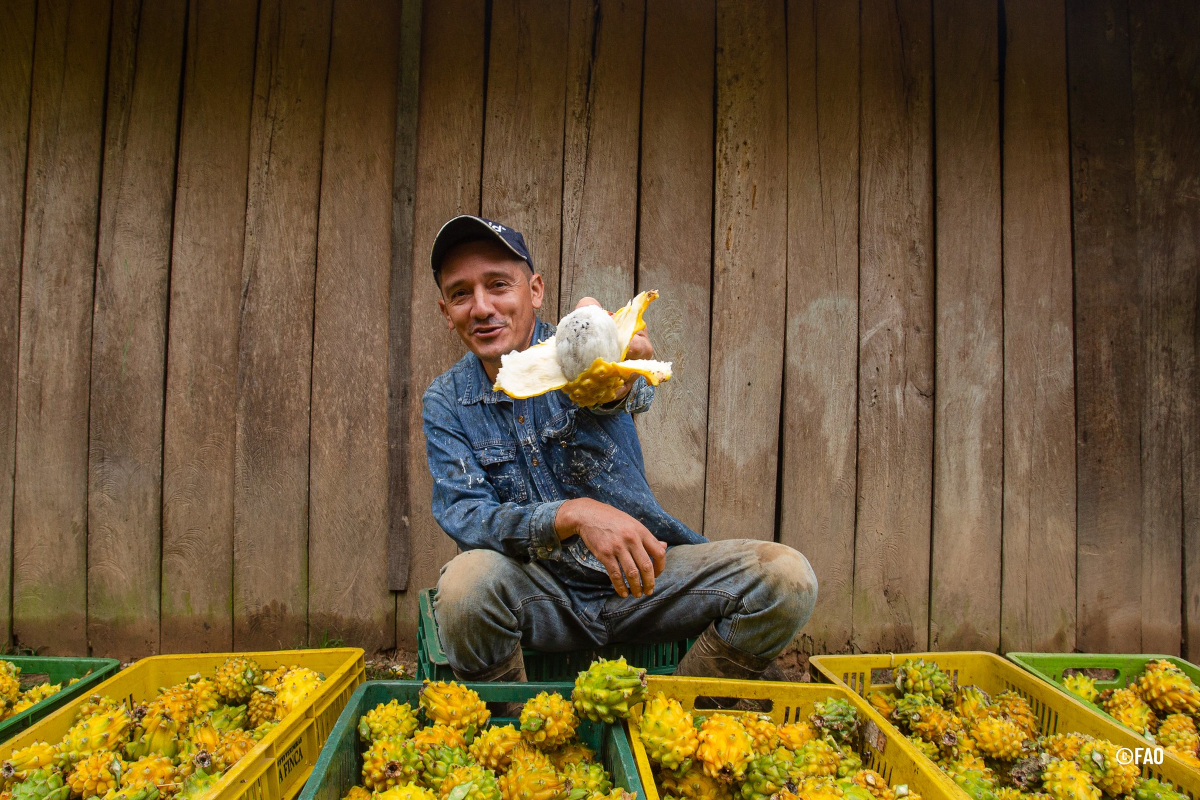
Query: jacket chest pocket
540 409 616 485
474 442 528 503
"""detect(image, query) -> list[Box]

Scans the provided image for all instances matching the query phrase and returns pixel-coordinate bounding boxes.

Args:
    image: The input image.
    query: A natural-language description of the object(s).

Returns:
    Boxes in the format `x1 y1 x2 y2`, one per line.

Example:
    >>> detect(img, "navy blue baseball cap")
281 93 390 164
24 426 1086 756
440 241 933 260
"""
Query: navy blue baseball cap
430 215 534 281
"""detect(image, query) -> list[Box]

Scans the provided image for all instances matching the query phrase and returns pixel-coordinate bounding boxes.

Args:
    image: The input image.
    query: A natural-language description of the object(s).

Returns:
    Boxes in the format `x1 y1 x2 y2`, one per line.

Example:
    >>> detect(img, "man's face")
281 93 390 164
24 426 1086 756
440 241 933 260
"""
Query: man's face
437 239 545 374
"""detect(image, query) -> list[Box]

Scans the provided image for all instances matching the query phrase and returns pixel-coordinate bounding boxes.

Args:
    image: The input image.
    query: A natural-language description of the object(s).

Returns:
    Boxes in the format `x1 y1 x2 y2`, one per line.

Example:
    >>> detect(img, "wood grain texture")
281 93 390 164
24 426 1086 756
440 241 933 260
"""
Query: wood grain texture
702 0 787 541
558 0 644 314
635 0 713 533
1067 0 1144 653
929 0 1002 651
0 0 36 646
1130 0 1198 657
1000 0 1077 653
308 0 399 652
399 0 486 649
233 0 332 650
387 0 422 592
780 0 859 653
87 0 186 658
853 0 934 652
160 0 258 653
482 0 569 317
13 0 112 654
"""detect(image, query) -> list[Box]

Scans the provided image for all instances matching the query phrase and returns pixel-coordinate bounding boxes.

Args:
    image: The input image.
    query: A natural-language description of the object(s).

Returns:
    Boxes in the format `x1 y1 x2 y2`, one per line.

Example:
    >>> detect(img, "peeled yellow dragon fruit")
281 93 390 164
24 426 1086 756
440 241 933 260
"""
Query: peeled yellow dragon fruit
493 291 672 407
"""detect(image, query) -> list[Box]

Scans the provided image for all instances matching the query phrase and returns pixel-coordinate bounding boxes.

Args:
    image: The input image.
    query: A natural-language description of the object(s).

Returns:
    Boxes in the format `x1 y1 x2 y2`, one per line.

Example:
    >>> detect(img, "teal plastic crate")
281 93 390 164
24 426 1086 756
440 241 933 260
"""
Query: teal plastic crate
417 589 691 681
0 655 121 743
1007 652 1200 741
298 681 647 800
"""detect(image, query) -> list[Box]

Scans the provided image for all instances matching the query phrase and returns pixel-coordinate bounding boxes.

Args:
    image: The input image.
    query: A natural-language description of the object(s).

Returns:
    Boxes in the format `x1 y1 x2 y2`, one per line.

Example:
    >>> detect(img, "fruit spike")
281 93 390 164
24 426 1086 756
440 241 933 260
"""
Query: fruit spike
571 658 648 724
420 682 491 739
11 769 71 800
519 693 577 751
638 693 698 773
214 658 263 705
359 699 420 744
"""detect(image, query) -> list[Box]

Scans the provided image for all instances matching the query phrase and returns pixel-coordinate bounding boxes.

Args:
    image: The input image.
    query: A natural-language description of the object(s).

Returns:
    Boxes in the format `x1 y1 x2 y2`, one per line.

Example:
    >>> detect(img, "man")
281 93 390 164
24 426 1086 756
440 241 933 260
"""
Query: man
423 215 817 682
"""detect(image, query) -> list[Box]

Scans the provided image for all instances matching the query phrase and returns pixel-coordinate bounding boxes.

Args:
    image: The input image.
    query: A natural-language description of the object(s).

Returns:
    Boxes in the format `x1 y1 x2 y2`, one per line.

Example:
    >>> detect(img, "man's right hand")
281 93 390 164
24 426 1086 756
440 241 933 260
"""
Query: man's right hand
554 498 667 598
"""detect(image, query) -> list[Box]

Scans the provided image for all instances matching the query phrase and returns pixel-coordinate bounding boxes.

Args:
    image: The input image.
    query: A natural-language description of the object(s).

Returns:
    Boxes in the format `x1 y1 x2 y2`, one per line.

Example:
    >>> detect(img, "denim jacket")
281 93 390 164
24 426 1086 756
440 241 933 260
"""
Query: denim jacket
422 318 707 590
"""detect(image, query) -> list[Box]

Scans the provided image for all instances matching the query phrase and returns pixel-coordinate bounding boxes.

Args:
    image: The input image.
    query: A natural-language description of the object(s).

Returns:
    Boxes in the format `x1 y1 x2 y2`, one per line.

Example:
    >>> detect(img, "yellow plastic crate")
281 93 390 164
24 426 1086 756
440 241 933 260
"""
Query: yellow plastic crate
811 652 1200 800
627 675 956 800
0 648 365 800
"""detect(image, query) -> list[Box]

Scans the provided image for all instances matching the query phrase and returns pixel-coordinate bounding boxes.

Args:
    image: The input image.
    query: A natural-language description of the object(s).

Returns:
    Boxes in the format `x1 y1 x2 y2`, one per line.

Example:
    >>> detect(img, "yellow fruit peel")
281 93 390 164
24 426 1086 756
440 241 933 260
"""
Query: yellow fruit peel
494 291 672 406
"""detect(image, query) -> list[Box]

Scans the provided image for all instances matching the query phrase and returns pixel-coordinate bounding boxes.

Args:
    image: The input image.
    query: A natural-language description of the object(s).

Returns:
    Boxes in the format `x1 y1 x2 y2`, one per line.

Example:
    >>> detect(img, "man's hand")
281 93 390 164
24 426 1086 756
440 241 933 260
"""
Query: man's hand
572 296 654 400
555 498 667 598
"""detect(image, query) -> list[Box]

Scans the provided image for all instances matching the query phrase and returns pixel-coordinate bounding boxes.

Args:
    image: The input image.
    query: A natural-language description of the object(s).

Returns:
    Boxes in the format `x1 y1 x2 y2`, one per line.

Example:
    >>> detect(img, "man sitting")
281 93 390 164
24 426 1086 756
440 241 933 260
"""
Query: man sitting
422 215 818 682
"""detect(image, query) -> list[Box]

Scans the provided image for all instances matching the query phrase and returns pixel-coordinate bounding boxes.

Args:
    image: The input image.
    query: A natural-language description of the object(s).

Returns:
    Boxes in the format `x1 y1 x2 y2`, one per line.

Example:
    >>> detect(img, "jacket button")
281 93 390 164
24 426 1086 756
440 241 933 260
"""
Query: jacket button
532 457 539 466
518 415 525 424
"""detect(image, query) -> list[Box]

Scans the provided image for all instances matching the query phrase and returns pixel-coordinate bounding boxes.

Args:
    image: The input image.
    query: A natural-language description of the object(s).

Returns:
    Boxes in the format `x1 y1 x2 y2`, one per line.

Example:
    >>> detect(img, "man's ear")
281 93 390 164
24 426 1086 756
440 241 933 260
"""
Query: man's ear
437 295 454 329
529 271 545 310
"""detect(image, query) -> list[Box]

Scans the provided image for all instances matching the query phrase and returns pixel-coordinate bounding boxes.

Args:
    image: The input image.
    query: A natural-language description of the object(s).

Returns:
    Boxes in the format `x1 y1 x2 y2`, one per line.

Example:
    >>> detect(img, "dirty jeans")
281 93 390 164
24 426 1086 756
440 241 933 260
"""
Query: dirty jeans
432 539 818 678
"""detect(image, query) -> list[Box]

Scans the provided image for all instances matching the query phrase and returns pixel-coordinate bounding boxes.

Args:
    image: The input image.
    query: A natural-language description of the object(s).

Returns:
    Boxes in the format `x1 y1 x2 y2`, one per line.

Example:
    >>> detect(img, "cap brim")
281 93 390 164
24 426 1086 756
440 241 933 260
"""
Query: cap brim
430 215 529 276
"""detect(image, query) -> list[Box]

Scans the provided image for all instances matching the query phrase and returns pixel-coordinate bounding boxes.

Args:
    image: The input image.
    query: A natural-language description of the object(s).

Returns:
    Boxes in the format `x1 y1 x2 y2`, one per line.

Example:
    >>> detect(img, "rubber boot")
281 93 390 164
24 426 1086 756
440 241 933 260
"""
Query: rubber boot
675 624 779 710
453 646 527 719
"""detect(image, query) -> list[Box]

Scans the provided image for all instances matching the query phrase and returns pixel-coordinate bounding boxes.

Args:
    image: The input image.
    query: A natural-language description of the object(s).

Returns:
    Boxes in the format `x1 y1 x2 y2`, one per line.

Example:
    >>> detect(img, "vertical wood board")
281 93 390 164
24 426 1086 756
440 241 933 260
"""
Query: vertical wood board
88 0 187 659
0 0 37 645
1129 0 1199 658
635 0 714 533
233 0 333 649
399 0 486 649
387 0 422 592
1000 0 1077 653
309 0 400 651
929 0 1003 651
481 0 569 317
558 0 644 314
1067 0 1145 653
161 0 258 653
780 0 860 653
853 0 935 652
703 0 788 541
13 0 112 654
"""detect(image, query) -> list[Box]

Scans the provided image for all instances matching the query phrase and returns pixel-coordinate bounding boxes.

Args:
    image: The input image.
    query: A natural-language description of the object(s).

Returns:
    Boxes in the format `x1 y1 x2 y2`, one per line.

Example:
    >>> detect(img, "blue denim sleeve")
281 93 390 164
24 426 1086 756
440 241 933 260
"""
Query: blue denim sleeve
422 387 564 562
590 376 655 416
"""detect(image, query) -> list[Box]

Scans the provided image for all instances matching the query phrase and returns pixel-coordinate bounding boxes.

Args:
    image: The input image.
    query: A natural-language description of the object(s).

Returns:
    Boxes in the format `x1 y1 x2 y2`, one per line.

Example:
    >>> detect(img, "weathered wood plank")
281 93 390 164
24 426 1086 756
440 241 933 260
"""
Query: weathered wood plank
929 0 1002 651
558 0 644 314
398 0 486 649
0 0 36 647
482 0 569 317
1000 0 1077 653
13 0 112 655
161 0 258 653
780 0 859 652
703 0 787 542
635 0 713 533
852 0 935 652
309 0 400 652
87 0 187 659
233 0 333 649
387 0 422 592
1130 0 1198 657
1067 0 1144 653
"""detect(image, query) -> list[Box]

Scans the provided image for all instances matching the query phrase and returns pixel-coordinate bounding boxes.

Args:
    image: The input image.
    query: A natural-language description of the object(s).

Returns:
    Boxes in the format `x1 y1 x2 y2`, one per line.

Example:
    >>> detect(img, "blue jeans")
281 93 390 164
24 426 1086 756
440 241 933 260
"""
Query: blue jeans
432 539 818 678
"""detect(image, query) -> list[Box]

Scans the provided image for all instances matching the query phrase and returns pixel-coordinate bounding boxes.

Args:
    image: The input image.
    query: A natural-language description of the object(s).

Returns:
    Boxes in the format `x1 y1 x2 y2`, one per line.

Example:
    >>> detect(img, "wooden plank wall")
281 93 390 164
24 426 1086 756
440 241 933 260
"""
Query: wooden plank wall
0 0 1196 659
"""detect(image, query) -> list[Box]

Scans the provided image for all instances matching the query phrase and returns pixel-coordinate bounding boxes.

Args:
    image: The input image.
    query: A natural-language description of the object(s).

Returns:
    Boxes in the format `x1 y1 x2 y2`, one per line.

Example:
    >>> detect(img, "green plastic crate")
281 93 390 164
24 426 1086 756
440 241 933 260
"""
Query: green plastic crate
0 656 120 743
1008 652 1200 743
416 588 692 681
298 681 647 800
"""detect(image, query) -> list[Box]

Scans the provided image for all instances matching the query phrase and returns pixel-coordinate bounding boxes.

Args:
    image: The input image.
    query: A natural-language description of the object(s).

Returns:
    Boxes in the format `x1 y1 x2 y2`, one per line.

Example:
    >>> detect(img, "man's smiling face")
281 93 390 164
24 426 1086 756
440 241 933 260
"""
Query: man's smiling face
437 239 545 379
